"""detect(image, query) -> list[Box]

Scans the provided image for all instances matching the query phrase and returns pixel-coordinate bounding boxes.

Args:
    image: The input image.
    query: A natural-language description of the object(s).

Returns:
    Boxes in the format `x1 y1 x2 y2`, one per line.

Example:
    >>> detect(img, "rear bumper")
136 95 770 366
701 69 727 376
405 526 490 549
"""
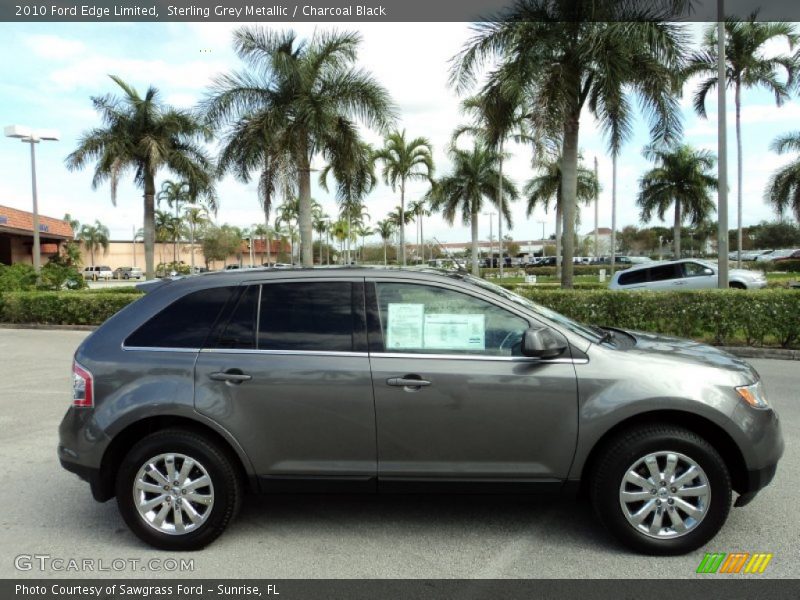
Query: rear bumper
59 455 112 502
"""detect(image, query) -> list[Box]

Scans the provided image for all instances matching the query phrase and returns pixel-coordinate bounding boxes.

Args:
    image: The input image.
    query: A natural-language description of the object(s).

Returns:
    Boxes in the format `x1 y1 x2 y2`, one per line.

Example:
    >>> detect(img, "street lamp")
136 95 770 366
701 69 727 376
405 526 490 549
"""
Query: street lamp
4 125 59 272
537 219 546 258
483 211 496 268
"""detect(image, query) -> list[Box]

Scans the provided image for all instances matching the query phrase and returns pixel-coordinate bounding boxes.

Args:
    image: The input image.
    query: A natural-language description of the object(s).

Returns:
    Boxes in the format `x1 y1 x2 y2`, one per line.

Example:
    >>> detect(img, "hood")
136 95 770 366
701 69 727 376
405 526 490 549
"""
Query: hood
614 329 759 383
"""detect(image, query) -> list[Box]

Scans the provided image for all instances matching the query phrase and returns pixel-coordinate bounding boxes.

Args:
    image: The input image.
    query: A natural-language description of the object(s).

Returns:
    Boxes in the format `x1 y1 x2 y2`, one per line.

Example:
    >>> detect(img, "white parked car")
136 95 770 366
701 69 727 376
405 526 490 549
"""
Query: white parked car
82 266 114 281
756 249 797 263
609 259 767 291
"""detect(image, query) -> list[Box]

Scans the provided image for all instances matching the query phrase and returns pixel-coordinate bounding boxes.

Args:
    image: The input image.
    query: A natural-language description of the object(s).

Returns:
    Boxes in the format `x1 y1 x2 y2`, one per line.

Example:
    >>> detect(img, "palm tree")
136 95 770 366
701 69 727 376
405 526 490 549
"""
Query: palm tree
312 212 330 265
155 209 181 265
765 132 800 222
354 224 374 263
275 198 301 263
203 27 395 268
66 76 216 279
79 220 110 268
636 144 718 258
182 204 209 272
63 214 80 239
386 205 415 262
429 144 517 275
525 156 599 276
157 180 191 262
684 14 798 266
374 130 434 265
375 218 396 266
452 87 530 275
451 2 687 287
407 199 431 263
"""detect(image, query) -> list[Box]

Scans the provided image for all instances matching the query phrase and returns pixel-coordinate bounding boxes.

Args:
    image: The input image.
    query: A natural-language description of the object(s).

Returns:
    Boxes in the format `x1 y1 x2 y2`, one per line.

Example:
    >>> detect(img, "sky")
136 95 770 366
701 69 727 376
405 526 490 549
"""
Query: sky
0 20 798 246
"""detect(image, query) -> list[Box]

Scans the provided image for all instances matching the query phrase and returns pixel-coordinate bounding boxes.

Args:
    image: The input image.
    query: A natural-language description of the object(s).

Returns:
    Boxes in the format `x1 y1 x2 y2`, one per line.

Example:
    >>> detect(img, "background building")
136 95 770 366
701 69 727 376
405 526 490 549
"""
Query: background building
0 204 73 266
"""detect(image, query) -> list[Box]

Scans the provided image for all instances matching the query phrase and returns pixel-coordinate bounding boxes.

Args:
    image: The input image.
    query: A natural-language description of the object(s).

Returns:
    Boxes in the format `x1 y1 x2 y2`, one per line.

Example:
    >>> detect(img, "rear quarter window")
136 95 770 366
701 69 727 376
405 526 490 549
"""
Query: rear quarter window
125 286 234 349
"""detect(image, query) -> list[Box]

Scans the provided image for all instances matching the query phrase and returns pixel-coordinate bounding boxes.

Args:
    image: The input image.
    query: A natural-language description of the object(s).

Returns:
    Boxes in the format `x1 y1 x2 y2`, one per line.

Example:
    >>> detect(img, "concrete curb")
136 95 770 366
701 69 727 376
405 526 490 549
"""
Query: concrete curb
0 323 96 332
719 346 800 361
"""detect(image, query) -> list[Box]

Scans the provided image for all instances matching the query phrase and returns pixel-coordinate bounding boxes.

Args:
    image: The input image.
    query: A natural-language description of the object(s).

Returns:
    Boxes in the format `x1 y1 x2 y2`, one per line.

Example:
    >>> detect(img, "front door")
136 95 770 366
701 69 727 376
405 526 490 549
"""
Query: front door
194 279 377 491
366 280 579 490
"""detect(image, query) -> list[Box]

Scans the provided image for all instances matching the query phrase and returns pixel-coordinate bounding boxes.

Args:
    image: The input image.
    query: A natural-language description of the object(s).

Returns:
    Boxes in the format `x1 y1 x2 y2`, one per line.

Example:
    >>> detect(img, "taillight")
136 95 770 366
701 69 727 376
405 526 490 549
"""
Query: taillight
72 361 93 408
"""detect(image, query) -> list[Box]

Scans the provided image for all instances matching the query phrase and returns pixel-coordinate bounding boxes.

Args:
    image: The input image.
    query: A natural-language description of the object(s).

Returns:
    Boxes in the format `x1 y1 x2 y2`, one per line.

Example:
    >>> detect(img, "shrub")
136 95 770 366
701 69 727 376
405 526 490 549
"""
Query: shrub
0 264 38 292
37 262 86 291
0 291 142 325
771 260 800 273
514 288 800 348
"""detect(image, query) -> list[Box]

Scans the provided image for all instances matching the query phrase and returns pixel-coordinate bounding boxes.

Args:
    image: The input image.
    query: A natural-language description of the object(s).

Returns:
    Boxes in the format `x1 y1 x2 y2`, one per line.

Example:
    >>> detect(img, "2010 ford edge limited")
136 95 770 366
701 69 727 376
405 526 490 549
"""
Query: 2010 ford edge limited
58 268 783 554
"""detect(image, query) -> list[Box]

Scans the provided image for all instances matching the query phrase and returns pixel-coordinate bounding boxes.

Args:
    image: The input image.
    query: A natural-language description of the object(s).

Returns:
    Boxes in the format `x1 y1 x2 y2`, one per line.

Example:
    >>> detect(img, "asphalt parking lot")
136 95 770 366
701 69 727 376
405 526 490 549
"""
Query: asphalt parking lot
0 328 797 579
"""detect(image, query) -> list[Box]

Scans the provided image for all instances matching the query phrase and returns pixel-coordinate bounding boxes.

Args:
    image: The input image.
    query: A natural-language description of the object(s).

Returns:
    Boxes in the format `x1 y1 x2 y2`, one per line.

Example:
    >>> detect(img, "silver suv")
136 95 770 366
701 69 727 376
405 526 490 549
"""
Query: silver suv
59 268 782 553
609 259 767 290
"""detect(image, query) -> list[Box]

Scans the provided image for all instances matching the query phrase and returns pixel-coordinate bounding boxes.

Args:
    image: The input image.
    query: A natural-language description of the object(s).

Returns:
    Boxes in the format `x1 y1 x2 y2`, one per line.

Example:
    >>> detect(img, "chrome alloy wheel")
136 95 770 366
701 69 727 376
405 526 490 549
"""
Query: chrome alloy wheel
619 451 710 539
133 453 214 535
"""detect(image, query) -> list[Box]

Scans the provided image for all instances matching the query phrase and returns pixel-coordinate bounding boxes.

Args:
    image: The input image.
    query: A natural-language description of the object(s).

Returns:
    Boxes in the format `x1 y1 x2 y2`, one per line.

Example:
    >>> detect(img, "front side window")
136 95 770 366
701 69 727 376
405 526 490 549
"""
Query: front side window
374 282 529 356
682 262 711 278
125 286 234 349
258 281 358 352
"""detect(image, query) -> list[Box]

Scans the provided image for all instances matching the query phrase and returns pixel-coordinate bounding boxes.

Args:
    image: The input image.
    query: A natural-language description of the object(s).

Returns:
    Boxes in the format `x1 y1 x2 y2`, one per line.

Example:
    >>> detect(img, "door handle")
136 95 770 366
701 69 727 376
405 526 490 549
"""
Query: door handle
208 370 252 384
387 376 431 389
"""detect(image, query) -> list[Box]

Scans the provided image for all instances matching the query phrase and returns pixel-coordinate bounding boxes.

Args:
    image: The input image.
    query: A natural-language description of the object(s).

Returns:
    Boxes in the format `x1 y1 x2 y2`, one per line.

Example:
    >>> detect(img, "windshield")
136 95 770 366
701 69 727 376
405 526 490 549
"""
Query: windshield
459 274 603 342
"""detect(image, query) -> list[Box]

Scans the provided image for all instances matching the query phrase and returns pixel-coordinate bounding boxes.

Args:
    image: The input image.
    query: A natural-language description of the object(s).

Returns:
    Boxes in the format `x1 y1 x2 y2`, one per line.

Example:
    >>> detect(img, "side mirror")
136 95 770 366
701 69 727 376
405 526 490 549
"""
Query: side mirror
521 327 567 359
703 268 714 276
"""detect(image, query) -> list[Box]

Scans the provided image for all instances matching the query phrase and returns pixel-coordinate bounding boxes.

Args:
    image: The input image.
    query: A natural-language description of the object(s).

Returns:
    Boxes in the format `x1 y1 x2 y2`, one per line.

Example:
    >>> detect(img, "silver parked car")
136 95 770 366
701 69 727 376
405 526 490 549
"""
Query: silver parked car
609 259 767 290
59 268 782 553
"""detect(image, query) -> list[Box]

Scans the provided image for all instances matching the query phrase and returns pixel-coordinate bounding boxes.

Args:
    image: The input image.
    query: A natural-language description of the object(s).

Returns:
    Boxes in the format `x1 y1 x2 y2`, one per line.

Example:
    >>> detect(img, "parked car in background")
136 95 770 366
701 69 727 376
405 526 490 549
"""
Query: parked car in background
610 259 767 291
82 266 113 281
756 249 796 263
113 266 143 280
59 268 782 554
773 249 800 263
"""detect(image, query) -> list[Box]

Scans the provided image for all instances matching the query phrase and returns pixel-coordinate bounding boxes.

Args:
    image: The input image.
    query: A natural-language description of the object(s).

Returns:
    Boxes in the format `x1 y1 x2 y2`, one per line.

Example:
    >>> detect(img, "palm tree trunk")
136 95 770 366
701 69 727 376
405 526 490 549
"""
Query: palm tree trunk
264 206 272 266
173 202 179 264
735 81 743 269
610 154 618 276
498 141 504 278
400 180 406 266
470 212 480 276
420 213 424 264
383 240 387 266
91 246 95 268
298 145 313 267
143 172 156 280
555 202 563 278
674 199 682 259
561 115 580 289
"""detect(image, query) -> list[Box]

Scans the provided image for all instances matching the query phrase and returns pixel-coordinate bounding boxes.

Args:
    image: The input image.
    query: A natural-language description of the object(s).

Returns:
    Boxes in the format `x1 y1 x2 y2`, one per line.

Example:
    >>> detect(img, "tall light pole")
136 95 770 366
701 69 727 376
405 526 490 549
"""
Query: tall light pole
4 125 59 272
537 219 546 258
593 156 599 259
717 0 730 288
483 211 495 268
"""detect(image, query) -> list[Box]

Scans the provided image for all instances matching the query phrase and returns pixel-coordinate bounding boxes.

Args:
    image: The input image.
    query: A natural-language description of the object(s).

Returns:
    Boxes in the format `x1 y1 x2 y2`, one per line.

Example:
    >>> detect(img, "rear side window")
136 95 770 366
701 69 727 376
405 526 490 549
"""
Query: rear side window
125 286 234 349
617 269 647 286
258 282 357 352
648 264 681 282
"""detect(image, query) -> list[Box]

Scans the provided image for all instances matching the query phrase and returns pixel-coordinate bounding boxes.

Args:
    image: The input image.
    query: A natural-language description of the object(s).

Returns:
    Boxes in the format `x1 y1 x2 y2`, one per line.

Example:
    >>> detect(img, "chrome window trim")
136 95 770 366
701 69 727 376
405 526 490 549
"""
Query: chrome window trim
200 348 369 358
372 352 586 364
121 345 201 353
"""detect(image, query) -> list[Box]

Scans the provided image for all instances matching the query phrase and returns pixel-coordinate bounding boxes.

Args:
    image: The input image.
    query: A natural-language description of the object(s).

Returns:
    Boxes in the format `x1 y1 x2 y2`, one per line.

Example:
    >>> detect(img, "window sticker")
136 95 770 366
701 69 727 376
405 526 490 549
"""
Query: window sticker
423 313 485 351
386 303 425 349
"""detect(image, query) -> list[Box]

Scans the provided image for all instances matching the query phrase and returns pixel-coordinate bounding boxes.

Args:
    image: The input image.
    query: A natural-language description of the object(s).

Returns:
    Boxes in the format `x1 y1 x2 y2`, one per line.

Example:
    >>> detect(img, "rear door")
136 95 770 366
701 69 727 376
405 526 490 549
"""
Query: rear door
194 278 377 491
366 279 579 489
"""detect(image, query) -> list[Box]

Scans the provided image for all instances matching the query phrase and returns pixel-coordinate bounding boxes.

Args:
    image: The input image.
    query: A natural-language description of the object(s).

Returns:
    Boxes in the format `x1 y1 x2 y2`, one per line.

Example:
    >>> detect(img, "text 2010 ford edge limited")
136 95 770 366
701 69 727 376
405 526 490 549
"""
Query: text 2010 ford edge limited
58 268 783 553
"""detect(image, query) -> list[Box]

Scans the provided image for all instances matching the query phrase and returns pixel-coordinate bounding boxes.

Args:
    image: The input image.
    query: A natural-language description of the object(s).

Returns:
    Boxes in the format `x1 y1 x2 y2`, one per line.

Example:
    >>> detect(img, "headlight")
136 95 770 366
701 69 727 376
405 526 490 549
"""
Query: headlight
736 381 769 409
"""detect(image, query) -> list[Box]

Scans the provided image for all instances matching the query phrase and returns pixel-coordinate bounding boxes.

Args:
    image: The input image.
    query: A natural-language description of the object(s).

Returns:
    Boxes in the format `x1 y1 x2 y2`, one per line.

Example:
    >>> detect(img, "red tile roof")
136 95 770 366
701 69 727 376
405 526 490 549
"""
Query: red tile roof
0 204 73 239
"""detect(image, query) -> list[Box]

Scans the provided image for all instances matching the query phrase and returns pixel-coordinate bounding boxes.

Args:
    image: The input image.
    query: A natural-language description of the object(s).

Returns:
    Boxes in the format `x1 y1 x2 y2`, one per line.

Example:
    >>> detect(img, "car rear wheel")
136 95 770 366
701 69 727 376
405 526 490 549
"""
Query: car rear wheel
590 425 731 555
115 429 242 550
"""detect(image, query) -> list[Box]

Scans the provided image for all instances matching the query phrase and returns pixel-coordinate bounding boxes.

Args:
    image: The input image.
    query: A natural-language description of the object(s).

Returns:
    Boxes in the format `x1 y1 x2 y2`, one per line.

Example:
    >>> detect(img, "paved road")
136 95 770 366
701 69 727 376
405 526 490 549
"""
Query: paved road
0 329 796 579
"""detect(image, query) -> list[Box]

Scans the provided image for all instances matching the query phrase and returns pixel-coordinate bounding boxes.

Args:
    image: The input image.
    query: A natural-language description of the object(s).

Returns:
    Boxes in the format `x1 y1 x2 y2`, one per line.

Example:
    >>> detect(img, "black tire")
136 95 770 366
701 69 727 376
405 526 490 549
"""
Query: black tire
115 428 242 551
590 425 731 555
729 282 746 289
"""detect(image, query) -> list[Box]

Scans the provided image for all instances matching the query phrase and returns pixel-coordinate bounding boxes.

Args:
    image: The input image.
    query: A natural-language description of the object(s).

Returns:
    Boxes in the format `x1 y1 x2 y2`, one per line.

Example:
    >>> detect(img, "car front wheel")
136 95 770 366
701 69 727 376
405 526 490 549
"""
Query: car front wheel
115 429 242 551
590 425 731 555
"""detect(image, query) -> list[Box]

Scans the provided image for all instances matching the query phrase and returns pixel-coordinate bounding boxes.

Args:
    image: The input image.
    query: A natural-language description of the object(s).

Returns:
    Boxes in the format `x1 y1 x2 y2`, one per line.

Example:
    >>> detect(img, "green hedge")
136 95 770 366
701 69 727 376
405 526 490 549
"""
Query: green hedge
515 288 800 348
0 291 142 325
